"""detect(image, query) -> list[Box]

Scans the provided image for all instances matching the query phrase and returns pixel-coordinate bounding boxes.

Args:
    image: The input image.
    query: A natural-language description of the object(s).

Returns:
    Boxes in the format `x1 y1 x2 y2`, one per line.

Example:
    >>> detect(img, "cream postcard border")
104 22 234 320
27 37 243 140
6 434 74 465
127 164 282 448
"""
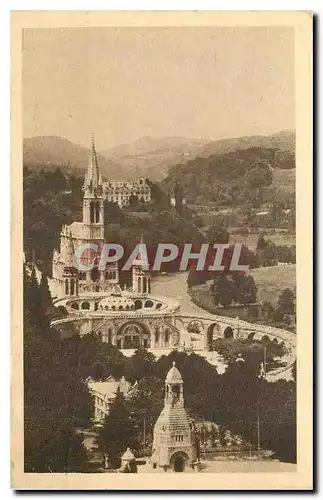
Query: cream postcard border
11 10 313 490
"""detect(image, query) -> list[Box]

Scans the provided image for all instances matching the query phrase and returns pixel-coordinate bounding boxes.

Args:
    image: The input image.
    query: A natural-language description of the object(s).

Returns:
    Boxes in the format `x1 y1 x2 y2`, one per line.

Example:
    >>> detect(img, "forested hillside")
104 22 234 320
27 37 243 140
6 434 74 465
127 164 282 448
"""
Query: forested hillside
162 147 295 207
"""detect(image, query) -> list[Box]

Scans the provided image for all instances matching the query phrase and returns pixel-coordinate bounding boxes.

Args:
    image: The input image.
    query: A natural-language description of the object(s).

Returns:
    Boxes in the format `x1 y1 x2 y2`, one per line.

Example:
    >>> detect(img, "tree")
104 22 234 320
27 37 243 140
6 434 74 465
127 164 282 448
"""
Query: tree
277 288 295 317
212 274 233 307
256 233 267 252
124 349 156 384
25 266 50 330
261 301 274 322
127 376 164 456
240 275 257 305
97 388 138 468
40 271 52 312
207 220 230 245
24 274 93 472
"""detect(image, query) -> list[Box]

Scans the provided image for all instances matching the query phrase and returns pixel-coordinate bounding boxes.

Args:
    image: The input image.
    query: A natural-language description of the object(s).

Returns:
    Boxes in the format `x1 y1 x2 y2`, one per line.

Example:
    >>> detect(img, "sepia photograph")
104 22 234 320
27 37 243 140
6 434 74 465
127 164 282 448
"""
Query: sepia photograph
11 11 312 490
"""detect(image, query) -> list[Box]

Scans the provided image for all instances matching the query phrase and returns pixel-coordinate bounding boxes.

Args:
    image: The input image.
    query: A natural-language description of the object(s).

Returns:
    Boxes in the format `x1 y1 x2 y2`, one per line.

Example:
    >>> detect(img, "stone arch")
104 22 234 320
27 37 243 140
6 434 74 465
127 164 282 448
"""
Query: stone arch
81 301 90 310
261 335 271 343
134 299 143 310
206 322 221 349
223 326 234 339
248 332 256 340
187 320 203 334
117 321 151 349
70 302 79 310
170 451 189 473
145 300 153 308
156 302 162 310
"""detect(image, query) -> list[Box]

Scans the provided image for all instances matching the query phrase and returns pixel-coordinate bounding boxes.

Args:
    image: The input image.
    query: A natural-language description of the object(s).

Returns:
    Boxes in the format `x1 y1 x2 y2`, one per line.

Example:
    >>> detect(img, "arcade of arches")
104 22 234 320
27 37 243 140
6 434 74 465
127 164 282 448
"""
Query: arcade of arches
111 321 174 350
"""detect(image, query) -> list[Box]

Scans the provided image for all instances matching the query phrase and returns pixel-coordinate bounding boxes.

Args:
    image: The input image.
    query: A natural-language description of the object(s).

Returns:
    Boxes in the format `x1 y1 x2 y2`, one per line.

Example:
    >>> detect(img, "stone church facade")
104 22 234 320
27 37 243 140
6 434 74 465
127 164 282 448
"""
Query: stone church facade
52 135 151 299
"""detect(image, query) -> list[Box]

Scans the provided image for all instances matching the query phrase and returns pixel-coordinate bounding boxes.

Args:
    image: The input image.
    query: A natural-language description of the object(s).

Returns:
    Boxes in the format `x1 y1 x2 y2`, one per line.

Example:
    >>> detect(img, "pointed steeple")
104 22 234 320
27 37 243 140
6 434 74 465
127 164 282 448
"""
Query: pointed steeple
84 133 102 197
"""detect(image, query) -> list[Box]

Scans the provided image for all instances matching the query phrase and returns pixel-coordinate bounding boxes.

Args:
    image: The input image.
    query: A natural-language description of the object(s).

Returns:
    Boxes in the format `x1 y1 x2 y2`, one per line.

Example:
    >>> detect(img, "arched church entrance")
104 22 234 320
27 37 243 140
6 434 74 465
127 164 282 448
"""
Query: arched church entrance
170 452 188 472
224 326 234 339
117 321 151 349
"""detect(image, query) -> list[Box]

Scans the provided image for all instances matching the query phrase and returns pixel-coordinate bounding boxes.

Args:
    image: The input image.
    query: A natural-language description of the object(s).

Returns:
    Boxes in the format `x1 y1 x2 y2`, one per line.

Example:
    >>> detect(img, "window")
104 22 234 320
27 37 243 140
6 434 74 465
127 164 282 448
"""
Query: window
90 202 95 223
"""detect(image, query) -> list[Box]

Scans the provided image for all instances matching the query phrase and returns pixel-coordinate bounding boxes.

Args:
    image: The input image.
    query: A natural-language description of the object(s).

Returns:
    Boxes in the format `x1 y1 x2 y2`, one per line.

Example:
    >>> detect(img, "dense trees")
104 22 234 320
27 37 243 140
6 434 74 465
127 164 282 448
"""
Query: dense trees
163 146 294 209
97 388 139 468
273 288 296 326
207 219 230 245
24 266 93 472
256 234 296 266
211 273 257 308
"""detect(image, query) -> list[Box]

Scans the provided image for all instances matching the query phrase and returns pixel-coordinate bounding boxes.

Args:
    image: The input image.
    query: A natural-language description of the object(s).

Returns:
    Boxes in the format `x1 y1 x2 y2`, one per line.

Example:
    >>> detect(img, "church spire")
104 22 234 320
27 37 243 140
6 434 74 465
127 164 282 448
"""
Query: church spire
84 133 102 197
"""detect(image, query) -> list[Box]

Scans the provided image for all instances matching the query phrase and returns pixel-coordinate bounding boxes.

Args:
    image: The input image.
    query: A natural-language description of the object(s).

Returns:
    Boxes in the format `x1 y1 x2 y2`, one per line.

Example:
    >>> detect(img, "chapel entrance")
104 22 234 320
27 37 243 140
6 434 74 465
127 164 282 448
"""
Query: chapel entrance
173 455 185 472
117 322 150 349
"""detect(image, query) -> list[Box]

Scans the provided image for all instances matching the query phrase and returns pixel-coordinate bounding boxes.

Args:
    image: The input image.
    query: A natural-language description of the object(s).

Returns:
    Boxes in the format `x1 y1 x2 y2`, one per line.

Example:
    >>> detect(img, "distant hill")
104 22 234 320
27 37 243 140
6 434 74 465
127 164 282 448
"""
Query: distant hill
101 130 295 182
23 136 123 179
101 136 208 182
194 130 295 158
23 130 295 183
162 145 295 206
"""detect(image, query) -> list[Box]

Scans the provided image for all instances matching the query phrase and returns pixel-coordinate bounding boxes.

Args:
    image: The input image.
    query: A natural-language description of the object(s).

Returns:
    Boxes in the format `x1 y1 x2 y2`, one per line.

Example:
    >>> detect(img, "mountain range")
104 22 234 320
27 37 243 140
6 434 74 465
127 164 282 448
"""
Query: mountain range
23 130 295 183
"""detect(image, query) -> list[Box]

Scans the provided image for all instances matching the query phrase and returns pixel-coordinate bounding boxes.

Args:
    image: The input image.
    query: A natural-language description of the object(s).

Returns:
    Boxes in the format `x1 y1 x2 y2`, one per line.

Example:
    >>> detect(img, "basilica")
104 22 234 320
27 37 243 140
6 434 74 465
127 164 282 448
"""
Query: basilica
52 135 151 300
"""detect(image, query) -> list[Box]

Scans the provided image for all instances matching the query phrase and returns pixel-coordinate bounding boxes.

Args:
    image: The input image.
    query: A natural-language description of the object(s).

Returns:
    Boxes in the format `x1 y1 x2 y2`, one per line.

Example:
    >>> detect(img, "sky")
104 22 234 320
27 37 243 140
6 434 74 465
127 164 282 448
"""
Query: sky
23 27 294 151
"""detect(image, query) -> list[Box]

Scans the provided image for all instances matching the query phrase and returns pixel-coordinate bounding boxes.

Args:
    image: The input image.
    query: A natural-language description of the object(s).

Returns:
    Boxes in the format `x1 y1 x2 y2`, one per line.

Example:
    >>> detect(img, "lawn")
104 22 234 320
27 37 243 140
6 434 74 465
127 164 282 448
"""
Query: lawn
189 264 296 319
249 264 296 304
229 231 295 250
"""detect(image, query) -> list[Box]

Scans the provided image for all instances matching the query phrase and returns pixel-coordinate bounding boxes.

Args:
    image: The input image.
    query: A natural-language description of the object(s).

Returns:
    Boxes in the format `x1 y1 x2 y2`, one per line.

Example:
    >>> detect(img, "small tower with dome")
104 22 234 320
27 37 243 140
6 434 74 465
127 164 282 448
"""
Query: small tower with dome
151 362 197 472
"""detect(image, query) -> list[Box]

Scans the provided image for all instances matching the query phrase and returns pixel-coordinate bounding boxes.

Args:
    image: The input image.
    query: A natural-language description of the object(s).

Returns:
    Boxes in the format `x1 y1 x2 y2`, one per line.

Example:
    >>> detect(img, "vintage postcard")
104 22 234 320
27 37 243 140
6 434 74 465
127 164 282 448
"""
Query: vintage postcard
11 11 313 490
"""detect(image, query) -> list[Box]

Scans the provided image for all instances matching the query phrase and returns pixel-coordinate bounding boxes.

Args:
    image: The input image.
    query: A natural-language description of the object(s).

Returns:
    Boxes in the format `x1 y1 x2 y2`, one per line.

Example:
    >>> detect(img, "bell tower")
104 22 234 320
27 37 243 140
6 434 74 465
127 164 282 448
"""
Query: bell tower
82 134 104 240
132 235 151 294
151 362 197 472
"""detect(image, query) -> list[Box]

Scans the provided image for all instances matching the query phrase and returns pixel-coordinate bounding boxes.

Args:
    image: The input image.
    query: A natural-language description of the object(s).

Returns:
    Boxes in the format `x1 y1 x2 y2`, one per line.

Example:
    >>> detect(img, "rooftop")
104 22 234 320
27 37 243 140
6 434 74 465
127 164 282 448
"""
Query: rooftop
165 361 183 384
